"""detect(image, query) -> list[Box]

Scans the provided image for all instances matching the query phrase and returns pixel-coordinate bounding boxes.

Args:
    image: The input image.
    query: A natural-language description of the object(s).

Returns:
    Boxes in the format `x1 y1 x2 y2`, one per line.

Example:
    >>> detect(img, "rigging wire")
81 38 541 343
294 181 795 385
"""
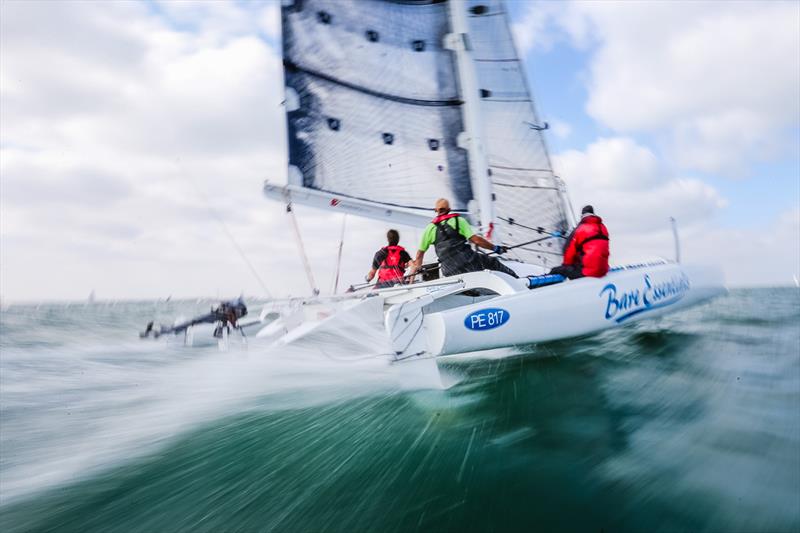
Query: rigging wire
175 159 272 298
331 214 347 294
285 196 320 296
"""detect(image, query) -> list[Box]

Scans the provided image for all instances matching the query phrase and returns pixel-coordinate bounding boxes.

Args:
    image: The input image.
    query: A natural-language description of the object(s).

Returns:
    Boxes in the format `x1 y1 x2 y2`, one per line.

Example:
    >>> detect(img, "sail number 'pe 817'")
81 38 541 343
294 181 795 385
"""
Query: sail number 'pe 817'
464 308 510 331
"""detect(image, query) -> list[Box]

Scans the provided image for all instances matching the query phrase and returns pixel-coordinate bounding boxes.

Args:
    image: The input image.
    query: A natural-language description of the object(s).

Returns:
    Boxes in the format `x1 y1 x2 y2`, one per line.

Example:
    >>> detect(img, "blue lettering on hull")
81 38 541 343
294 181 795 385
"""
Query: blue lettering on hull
464 308 510 331
600 273 690 323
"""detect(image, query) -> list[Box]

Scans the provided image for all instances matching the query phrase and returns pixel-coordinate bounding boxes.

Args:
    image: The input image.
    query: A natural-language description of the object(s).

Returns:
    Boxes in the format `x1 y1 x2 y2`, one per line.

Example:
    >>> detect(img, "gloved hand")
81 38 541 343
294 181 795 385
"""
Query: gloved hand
493 245 508 255
365 275 372 282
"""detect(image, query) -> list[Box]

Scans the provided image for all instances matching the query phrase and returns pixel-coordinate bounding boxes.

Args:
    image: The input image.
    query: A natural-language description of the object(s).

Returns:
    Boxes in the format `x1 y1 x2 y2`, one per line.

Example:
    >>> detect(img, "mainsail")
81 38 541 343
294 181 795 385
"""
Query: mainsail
267 0 574 267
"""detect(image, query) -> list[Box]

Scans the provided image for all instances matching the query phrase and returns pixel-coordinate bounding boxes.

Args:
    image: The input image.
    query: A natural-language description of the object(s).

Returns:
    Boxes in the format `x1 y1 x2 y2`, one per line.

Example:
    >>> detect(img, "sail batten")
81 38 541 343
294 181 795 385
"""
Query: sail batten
284 60 463 108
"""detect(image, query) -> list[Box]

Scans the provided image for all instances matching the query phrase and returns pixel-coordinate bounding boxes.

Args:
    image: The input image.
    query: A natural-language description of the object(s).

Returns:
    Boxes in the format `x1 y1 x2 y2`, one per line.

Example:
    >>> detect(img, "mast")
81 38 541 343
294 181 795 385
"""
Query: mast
670 217 681 264
445 0 494 236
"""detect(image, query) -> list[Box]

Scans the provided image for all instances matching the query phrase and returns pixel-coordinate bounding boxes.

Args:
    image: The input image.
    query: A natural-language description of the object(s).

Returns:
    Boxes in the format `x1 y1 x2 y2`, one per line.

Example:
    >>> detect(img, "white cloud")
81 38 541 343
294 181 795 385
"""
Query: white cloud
682 207 800 286
511 1 567 54
596 207 800 287
553 137 800 286
557 137 662 189
0 0 388 301
257 1 281 39
518 1 799 285
549 119 572 140
1 1 795 300
152 0 280 43
519 0 800 176
555 137 726 233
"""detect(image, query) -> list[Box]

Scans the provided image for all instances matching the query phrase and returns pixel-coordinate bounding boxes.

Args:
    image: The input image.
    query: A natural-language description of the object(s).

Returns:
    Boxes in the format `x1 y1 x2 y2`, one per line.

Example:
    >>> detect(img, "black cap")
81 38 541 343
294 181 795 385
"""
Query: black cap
581 205 594 215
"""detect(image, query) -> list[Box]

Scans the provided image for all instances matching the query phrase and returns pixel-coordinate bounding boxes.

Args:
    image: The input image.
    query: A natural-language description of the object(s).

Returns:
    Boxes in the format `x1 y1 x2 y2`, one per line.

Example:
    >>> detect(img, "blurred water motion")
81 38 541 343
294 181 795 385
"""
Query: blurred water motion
1 289 798 532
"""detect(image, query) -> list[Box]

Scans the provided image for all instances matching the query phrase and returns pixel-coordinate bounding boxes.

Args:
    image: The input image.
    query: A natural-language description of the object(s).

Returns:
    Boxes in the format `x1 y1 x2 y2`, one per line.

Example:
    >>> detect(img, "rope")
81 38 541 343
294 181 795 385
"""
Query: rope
332 214 347 294
496 217 566 239
348 263 443 291
487 234 562 256
176 160 272 298
285 195 320 296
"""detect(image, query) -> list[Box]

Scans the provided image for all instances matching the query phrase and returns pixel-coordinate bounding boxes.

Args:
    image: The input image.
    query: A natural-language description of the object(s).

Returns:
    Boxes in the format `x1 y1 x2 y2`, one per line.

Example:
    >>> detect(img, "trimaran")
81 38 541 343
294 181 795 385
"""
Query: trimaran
145 0 726 362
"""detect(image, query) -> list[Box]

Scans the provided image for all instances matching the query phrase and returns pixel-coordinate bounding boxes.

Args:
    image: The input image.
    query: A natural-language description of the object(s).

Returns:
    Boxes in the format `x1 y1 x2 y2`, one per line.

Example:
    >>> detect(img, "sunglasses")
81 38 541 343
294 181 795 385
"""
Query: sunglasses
435 208 448 214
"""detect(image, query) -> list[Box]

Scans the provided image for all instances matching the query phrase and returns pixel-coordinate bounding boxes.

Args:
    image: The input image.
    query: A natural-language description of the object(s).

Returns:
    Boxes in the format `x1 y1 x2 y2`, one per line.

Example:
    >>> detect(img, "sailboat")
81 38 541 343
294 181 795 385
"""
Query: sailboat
255 0 725 359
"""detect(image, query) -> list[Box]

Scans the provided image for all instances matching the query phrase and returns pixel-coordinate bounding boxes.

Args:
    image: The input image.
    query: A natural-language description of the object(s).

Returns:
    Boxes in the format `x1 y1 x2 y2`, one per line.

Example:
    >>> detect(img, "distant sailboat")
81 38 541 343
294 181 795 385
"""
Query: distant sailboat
87 290 96 304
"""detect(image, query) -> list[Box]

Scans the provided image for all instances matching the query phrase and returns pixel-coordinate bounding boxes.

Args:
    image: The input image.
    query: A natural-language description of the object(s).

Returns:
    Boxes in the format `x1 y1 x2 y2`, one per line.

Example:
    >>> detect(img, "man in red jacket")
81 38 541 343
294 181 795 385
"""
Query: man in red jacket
550 205 610 279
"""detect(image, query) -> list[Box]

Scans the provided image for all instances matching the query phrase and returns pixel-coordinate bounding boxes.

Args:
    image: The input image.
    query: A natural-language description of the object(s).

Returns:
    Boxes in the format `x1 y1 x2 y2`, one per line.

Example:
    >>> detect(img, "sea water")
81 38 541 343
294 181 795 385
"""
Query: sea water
0 289 798 532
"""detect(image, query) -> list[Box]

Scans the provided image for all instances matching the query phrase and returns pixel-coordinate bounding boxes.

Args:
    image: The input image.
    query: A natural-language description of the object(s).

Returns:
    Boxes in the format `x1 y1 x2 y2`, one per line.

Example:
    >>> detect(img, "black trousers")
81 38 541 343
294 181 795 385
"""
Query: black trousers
549 264 584 280
441 250 519 278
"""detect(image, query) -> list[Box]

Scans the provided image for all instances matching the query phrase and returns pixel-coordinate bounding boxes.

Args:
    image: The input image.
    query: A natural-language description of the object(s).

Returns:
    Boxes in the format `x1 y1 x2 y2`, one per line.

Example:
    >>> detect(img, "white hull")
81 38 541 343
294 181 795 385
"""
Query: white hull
424 262 722 356
255 260 726 360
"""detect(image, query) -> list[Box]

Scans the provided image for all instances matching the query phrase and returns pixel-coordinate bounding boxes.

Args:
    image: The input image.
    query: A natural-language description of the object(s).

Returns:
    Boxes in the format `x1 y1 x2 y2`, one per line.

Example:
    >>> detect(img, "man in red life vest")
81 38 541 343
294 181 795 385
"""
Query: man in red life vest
410 198 518 279
550 205 610 279
366 229 412 289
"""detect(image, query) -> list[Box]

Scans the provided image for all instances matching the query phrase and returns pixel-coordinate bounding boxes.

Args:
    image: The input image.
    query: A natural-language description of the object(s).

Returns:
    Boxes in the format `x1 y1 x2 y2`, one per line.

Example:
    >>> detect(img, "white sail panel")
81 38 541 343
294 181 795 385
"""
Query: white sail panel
466 0 573 267
281 0 474 221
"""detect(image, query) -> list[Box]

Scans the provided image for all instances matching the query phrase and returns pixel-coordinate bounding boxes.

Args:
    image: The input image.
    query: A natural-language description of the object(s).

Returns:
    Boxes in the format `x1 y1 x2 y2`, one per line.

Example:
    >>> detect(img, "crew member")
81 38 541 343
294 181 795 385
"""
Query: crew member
410 198 518 278
366 229 412 289
550 205 609 279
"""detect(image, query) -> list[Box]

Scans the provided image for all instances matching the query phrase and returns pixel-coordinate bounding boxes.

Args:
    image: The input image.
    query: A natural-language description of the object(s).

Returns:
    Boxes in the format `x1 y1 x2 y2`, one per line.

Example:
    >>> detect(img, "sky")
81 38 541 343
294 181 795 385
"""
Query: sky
1 0 798 302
